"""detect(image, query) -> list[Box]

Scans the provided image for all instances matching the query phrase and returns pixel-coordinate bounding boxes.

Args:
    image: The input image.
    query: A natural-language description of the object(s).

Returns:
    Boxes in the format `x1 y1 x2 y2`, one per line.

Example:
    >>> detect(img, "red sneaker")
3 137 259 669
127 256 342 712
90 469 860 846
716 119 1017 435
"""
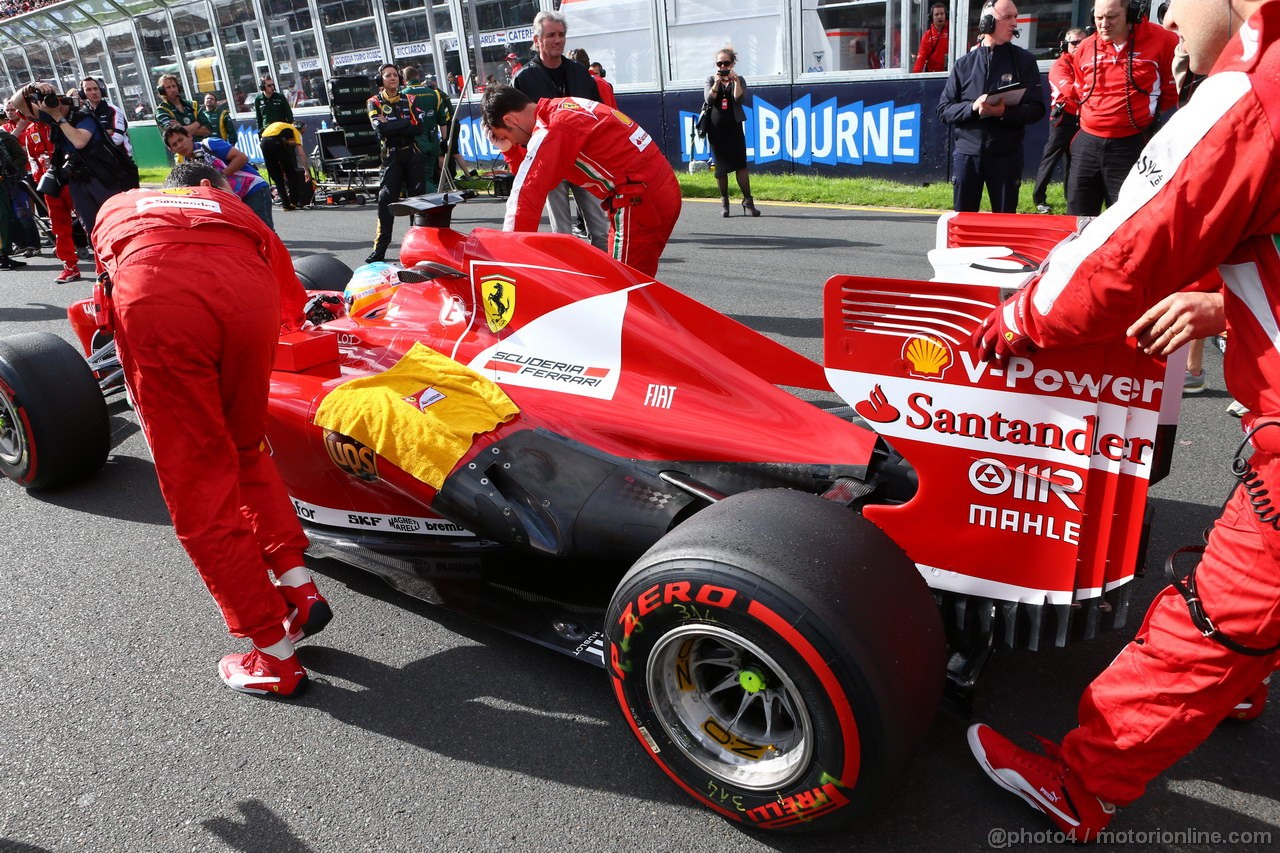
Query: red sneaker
968 724 1115 839
278 580 333 644
55 265 82 284
218 648 308 697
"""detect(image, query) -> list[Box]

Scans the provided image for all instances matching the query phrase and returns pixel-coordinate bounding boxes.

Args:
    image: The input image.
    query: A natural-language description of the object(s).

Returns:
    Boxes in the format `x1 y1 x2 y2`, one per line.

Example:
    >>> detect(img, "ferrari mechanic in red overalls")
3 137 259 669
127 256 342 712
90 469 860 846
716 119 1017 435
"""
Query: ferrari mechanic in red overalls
482 85 682 279
17 118 81 283
966 0 1280 837
92 162 332 697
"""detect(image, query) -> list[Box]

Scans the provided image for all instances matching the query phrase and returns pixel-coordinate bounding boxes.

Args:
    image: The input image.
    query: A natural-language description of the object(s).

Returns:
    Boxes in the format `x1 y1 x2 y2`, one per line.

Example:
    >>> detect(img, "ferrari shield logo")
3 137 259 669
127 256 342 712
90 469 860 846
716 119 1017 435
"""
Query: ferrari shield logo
481 276 516 333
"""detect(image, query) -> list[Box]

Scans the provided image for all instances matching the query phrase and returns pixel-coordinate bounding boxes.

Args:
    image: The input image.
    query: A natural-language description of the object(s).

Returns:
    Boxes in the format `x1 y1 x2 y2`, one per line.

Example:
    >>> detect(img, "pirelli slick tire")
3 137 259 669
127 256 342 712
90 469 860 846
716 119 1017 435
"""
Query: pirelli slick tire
293 254 353 292
0 332 109 490
605 489 945 834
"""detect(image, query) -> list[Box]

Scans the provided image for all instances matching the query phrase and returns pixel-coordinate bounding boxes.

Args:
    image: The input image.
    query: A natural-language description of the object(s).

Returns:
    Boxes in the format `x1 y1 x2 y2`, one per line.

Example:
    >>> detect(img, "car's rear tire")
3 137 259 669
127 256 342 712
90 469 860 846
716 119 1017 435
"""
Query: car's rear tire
0 332 109 490
605 489 945 833
293 254 353 292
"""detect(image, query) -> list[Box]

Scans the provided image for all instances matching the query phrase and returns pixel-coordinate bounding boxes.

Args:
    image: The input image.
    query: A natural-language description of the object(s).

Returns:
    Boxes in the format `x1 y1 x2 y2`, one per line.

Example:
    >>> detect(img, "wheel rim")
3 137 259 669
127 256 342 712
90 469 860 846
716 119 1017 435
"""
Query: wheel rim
0 387 26 467
646 624 814 791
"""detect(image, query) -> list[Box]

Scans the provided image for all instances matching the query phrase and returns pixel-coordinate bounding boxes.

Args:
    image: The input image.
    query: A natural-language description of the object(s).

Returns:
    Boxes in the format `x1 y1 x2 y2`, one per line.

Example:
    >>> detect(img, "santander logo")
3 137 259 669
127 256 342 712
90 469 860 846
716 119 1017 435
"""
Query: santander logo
855 384 901 423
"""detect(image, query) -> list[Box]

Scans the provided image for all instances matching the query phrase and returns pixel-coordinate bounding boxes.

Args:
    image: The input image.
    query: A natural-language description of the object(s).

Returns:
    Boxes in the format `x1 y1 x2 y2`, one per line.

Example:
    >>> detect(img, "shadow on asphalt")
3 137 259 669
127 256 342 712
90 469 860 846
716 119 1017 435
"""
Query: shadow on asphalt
27 452 170 526
288 557 687 812
0 303 69 324
728 313 822 339
0 840 55 852
202 800 316 853
666 233 872 251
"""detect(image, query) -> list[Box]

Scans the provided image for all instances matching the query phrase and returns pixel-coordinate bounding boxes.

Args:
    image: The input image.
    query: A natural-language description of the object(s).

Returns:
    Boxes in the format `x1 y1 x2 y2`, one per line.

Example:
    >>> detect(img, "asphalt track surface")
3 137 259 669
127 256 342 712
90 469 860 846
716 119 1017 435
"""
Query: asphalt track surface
1 194 1276 853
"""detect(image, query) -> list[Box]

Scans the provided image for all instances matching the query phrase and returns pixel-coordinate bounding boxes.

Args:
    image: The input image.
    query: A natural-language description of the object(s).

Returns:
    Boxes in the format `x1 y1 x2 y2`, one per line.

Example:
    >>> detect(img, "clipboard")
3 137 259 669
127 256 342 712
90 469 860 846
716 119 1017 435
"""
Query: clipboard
986 85 1026 106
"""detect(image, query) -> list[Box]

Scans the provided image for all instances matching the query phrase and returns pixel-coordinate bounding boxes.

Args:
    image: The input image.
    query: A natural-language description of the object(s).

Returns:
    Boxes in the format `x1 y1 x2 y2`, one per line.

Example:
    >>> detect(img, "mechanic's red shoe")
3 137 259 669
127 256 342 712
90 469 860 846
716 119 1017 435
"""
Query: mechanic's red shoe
968 724 1114 840
1228 677 1270 722
279 580 333 644
55 265 82 284
218 648 308 697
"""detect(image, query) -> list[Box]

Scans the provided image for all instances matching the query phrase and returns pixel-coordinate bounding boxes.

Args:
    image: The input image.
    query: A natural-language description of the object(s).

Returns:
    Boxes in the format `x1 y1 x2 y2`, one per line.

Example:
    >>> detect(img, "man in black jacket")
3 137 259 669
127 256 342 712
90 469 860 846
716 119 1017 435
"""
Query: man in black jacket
511 9 608 251
937 0 1045 212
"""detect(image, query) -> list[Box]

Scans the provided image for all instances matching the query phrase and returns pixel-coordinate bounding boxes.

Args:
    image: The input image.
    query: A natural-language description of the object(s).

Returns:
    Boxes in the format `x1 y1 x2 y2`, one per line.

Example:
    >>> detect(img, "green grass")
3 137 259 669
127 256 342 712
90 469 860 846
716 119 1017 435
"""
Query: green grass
142 163 1067 214
676 170 1068 214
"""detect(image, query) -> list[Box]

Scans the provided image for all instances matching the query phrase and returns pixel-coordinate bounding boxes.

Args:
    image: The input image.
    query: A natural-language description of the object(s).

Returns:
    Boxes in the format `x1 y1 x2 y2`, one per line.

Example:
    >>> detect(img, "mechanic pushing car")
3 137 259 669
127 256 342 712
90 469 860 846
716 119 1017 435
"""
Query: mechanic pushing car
92 162 332 697
481 85 682 278
969 0 1280 836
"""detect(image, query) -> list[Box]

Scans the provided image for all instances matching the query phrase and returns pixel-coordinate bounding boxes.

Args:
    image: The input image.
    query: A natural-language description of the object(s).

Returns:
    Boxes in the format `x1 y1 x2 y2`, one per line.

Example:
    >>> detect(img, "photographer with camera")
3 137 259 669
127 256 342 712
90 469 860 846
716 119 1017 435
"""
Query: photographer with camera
7 81 134 258
9 102 80 281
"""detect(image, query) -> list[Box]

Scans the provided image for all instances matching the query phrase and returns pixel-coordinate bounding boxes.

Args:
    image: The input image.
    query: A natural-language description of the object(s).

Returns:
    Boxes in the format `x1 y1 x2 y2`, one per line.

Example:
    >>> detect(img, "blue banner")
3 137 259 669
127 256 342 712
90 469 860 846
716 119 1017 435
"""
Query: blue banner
680 95 921 166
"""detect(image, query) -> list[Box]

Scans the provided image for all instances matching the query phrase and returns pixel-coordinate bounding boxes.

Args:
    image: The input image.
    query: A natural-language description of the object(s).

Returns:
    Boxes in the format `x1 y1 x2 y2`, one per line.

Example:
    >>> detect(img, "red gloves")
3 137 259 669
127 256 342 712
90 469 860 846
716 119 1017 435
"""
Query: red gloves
973 286 1038 362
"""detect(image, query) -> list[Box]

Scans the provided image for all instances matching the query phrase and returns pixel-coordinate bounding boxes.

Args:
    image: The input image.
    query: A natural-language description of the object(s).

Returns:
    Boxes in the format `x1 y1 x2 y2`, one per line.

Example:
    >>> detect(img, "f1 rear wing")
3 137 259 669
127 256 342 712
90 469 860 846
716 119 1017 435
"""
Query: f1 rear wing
820 214 1182 648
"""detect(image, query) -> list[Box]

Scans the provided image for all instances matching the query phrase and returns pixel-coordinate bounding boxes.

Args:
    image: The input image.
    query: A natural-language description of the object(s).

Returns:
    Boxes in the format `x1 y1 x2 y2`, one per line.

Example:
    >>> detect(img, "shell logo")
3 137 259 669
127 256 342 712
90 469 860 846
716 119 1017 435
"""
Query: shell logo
902 334 953 380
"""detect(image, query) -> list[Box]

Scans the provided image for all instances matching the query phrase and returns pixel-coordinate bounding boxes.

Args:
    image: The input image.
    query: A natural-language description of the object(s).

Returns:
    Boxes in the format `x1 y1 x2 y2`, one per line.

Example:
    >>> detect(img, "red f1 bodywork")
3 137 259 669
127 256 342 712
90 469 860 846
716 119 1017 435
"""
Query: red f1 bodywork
64 207 1176 655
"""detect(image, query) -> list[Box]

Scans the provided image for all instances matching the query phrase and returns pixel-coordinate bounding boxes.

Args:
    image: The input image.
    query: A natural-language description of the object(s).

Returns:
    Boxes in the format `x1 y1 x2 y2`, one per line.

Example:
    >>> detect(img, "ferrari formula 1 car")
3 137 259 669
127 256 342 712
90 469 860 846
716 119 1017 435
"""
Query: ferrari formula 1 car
0 194 1180 834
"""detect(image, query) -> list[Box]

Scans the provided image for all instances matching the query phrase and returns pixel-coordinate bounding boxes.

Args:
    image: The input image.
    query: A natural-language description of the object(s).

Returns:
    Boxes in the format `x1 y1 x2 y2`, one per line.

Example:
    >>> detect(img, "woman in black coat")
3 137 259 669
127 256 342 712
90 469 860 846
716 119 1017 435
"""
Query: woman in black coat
703 48 759 217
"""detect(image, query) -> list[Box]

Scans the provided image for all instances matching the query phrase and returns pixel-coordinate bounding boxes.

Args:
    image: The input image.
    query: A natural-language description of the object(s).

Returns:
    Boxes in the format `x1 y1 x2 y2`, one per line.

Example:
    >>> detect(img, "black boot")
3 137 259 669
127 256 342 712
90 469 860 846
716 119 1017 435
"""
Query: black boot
742 196 761 217
720 197 730 218
0 255 16 271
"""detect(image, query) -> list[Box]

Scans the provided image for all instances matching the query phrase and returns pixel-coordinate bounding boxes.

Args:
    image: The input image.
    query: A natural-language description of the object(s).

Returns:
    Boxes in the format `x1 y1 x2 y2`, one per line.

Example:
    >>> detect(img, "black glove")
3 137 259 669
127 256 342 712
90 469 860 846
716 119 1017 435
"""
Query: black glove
303 293 343 326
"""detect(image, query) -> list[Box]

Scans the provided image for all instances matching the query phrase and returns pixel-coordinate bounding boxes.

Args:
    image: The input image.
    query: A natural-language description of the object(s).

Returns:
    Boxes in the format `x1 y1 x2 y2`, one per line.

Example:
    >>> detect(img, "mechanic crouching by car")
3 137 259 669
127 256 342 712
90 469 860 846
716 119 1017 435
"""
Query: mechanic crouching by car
92 162 333 697
482 85 682 278
6 81 135 263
